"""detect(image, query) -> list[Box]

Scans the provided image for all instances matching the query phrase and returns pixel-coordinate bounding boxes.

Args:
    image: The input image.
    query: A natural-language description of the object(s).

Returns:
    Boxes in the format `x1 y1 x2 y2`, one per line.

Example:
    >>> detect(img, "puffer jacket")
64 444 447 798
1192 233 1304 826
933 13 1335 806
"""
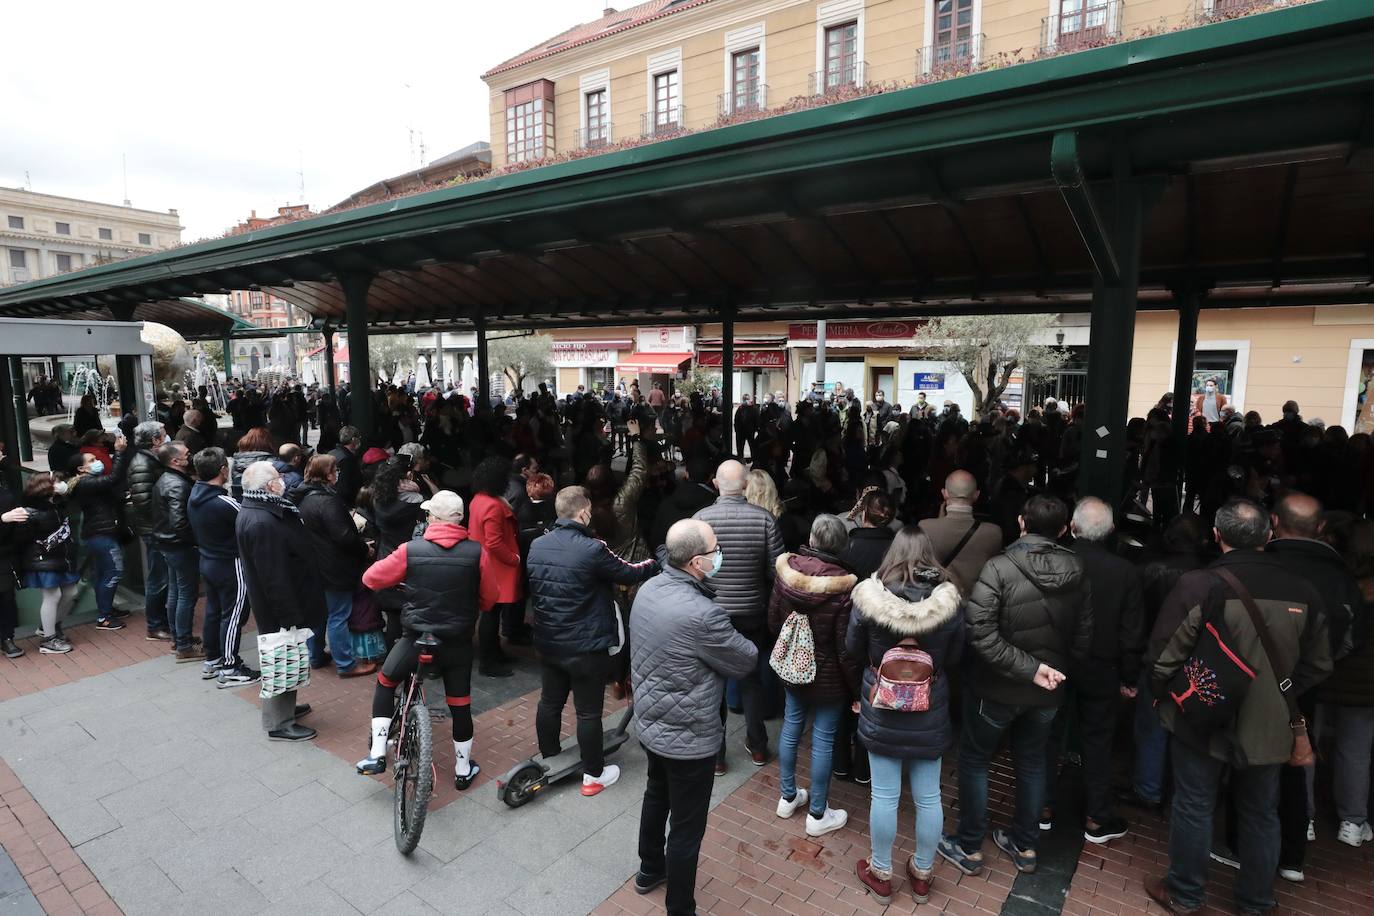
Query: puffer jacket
229 450 272 500
18 499 75 574
629 565 758 760
292 481 369 591
766 549 857 705
1150 550 1332 766
847 572 964 759
362 522 481 639
965 534 1093 707
843 526 895 581
1318 579 1374 707
68 446 133 539
693 495 785 619
126 449 163 535
527 519 658 657
151 467 196 549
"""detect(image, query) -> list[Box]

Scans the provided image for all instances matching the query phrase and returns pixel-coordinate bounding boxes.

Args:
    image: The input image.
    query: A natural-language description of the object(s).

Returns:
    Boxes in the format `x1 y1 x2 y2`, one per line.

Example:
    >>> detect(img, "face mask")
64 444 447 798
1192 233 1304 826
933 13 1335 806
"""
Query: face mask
53 481 69 496
698 546 723 578
87 460 105 475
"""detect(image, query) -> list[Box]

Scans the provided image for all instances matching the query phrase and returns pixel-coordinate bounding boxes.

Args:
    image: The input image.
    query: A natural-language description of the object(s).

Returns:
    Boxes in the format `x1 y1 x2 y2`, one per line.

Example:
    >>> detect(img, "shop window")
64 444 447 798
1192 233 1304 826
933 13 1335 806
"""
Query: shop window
1192 350 1238 395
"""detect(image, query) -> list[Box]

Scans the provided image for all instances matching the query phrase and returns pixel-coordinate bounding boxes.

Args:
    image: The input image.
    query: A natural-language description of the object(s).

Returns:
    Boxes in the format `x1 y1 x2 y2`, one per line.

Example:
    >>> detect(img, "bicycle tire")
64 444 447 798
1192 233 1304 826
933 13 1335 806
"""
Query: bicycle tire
393 700 433 854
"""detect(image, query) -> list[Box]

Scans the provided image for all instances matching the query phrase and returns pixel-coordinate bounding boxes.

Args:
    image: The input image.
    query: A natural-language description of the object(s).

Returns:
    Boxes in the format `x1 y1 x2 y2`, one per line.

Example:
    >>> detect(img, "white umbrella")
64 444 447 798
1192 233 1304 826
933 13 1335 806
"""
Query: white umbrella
461 356 476 394
415 355 431 389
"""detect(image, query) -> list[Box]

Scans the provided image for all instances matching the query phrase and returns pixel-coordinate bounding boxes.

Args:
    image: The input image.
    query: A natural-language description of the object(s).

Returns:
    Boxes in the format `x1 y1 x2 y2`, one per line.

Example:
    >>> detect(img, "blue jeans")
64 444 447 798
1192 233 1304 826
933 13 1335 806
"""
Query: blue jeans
161 547 200 651
141 536 169 633
1166 736 1280 912
777 691 843 818
956 696 1057 854
1133 670 1169 804
85 535 123 620
317 589 357 673
869 753 943 873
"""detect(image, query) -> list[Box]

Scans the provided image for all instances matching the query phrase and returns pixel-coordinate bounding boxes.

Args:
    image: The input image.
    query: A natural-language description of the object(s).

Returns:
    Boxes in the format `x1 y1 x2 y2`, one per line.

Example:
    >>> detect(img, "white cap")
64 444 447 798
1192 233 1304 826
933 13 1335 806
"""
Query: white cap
420 490 465 523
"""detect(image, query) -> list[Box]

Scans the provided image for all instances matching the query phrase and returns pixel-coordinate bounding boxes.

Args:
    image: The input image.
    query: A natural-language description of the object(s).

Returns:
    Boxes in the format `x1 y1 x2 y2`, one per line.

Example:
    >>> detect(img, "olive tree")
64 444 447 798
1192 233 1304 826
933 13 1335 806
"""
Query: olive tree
486 332 554 395
911 314 1069 417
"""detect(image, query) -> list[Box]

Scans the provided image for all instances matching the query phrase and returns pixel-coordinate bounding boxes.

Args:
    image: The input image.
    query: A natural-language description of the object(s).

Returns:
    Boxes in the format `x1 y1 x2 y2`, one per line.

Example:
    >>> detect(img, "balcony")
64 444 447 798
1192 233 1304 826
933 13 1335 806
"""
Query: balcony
1042 1 1121 53
640 107 685 138
1193 0 1280 22
575 124 614 149
916 34 984 79
717 82 768 118
809 61 868 97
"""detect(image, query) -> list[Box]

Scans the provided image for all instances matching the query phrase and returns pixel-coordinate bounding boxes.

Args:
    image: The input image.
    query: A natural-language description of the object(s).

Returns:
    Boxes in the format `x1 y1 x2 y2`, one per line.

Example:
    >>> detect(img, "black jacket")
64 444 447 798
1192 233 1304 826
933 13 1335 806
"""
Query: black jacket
328 446 361 506
292 481 368 591
648 482 717 550
152 466 196 549
187 482 239 561
1267 538 1363 665
18 499 74 574
362 523 481 639
68 446 133 539
843 526 896 582
965 534 1093 707
847 573 964 758
0 485 17 591
528 519 659 656
126 449 163 536
229 450 272 500
1071 539 1146 685
236 493 324 633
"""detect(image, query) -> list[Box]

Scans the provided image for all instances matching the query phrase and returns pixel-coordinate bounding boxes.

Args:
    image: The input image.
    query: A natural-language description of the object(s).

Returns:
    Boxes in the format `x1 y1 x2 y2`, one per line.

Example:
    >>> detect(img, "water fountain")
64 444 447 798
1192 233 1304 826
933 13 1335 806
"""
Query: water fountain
65 364 114 422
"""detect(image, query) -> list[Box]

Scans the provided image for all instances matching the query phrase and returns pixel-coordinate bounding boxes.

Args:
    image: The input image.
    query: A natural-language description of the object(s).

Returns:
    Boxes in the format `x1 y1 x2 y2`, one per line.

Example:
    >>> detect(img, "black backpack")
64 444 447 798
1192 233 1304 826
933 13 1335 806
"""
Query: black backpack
1164 578 1256 729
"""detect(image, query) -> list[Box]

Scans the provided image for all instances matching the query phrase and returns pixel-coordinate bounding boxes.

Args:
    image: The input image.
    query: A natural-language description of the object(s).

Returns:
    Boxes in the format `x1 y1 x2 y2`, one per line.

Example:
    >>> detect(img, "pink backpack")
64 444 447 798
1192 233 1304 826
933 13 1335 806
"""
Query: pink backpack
870 638 934 712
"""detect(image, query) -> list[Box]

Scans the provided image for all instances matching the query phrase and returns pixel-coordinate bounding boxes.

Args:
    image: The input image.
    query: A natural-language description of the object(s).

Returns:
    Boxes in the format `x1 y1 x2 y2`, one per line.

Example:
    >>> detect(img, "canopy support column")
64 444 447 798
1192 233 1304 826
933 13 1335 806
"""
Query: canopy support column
340 272 374 441
0 358 21 489
322 325 337 394
8 359 31 463
1170 289 1202 491
115 355 139 421
221 336 233 382
475 318 490 408
815 320 827 392
434 331 444 388
721 302 736 453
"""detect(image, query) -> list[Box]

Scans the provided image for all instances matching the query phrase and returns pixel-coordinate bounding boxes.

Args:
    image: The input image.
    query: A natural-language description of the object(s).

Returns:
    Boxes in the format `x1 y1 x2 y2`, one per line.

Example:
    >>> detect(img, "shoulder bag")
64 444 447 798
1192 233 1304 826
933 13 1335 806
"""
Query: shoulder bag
940 520 981 569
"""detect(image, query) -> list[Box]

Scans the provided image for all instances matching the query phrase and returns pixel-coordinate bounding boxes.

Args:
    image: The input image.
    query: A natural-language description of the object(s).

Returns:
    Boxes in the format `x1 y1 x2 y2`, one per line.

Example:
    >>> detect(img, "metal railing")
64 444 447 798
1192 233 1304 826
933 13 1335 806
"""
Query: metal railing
916 34 984 78
717 82 768 118
640 107 686 138
1042 1 1121 52
575 124 614 149
809 60 867 96
1193 0 1281 22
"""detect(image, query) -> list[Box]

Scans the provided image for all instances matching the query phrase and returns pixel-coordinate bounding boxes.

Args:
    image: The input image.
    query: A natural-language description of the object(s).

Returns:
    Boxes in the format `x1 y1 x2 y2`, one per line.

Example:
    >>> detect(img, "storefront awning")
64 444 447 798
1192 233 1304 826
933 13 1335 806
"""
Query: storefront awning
697 350 787 368
617 352 692 373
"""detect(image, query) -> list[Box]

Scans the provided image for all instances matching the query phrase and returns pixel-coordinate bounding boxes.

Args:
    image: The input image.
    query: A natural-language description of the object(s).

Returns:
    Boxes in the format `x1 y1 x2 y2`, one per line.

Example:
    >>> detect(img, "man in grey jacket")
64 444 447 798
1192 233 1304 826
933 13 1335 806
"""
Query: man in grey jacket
693 459 784 769
630 519 757 916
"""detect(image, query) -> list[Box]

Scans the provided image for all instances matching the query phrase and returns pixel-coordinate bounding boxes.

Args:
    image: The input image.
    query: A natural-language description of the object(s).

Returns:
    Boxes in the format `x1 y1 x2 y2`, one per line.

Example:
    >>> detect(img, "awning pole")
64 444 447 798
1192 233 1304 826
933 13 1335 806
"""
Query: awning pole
0 357 21 489
1170 289 1202 491
475 317 490 407
221 336 233 382
323 326 338 394
721 303 735 453
9 358 32 463
815 320 827 393
341 273 374 443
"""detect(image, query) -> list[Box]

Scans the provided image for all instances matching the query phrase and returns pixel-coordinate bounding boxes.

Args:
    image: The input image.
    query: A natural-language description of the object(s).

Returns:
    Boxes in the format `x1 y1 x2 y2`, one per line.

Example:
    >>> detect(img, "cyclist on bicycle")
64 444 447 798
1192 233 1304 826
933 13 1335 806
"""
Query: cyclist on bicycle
356 490 484 789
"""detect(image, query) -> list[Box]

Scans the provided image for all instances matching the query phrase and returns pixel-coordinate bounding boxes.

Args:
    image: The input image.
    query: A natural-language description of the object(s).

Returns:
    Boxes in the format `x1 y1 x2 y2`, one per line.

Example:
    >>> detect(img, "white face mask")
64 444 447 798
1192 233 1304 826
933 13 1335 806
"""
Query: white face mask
53 480 69 496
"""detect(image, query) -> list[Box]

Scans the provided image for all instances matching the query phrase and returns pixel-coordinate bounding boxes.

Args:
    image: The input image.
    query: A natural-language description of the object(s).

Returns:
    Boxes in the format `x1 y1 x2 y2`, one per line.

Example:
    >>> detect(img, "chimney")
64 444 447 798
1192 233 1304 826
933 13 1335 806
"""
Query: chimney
603 6 616 16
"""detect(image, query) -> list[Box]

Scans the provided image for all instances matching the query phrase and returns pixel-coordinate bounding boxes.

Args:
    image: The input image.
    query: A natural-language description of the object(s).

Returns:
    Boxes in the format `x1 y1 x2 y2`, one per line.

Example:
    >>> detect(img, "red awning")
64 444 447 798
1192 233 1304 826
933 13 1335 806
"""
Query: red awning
617 351 692 373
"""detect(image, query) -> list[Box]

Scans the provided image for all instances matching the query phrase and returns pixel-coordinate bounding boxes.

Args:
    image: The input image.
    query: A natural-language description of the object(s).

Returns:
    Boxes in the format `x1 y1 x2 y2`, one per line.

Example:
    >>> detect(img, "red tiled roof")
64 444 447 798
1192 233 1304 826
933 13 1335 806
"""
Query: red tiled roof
482 0 714 79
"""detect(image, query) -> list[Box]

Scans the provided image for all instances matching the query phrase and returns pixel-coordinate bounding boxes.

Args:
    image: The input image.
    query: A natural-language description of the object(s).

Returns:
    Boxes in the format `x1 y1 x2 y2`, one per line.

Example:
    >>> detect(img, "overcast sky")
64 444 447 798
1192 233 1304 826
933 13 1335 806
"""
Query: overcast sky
2 0 603 241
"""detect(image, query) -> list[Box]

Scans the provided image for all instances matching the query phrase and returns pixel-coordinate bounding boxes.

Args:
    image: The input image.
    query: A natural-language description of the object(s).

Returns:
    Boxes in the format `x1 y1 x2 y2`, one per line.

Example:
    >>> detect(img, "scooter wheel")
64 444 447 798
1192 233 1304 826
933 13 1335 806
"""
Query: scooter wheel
501 764 545 808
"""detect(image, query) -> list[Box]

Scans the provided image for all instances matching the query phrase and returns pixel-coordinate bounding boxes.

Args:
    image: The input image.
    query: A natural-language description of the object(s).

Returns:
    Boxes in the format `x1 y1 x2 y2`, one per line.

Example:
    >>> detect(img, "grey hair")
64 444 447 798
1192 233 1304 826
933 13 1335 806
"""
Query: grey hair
240 460 280 493
398 442 426 460
808 514 849 556
133 421 165 448
1215 498 1271 550
665 520 710 569
1071 497 1115 542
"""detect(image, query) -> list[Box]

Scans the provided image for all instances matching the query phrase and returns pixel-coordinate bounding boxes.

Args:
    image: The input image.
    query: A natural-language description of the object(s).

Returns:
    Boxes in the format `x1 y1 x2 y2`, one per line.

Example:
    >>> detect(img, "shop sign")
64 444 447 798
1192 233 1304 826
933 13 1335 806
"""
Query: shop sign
789 321 922 341
913 372 944 390
551 340 631 351
552 349 617 367
697 350 786 368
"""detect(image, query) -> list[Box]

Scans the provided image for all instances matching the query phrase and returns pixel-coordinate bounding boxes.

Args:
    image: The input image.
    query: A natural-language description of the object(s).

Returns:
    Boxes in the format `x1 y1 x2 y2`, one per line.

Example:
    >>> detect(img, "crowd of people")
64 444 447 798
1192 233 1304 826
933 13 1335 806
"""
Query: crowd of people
1 369 1372 916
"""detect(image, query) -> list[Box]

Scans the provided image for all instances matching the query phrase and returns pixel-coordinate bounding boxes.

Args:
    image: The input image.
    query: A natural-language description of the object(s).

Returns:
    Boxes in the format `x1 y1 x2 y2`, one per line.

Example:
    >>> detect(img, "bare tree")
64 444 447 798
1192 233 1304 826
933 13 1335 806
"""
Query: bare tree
911 314 1069 417
486 333 554 395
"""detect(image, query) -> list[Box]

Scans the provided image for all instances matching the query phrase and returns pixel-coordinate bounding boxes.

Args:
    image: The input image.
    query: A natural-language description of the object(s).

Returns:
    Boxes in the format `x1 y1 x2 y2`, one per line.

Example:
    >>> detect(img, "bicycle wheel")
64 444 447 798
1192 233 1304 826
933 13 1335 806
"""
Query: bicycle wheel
393 699 434 854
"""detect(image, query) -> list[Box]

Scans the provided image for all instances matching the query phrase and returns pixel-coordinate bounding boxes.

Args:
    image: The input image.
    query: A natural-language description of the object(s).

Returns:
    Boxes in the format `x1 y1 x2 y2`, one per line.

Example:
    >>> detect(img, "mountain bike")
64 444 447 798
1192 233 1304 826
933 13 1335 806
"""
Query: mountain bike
389 633 438 854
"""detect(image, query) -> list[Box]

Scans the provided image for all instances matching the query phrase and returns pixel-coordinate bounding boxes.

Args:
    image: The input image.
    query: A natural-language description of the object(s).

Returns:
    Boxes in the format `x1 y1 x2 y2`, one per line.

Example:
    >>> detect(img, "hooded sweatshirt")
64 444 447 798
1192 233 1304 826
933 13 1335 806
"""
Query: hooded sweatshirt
188 481 240 561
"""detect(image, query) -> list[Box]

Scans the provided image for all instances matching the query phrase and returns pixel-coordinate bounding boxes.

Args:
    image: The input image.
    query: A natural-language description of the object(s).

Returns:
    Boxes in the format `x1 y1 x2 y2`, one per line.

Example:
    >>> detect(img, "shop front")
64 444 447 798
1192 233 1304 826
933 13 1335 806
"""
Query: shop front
695 337 787 403
616 326 696 396
550 338 631 395
788 320 925 405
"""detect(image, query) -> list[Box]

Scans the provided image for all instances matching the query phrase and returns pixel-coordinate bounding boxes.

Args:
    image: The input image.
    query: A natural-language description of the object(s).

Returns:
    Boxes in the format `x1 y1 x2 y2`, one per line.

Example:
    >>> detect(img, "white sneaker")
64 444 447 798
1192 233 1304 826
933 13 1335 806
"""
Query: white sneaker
1278 868 1304 884
1307 819 1316 842
805 807 848 837
776 788 809 819
581 764 620 797
1337 821 1374 848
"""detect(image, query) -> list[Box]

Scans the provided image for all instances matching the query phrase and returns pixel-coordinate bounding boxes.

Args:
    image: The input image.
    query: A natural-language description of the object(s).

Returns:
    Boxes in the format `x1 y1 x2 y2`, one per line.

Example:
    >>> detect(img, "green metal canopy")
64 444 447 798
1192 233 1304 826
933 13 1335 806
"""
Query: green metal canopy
60 297 256 341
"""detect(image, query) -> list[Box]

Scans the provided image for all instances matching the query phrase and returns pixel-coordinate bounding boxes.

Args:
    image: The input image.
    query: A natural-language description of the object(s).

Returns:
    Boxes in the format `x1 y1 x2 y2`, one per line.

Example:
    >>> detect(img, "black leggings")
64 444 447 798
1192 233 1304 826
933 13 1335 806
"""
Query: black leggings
373 636 474 742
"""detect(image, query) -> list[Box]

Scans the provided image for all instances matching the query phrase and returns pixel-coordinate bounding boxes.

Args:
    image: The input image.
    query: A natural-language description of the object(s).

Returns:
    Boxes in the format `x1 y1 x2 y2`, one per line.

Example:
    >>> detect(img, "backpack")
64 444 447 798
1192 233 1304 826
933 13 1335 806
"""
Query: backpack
870 638 934 712
1164 580 1256 730
769 611 816 685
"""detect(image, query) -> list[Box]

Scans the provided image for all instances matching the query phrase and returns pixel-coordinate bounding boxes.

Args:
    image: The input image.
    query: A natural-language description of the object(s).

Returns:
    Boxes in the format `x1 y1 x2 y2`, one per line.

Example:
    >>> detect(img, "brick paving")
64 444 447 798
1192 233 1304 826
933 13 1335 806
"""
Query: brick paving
0 615 175 702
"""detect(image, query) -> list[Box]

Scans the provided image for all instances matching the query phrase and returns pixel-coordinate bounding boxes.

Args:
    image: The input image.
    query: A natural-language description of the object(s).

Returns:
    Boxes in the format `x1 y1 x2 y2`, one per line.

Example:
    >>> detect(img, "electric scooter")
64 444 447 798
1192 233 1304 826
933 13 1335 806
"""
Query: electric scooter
495 701 635 808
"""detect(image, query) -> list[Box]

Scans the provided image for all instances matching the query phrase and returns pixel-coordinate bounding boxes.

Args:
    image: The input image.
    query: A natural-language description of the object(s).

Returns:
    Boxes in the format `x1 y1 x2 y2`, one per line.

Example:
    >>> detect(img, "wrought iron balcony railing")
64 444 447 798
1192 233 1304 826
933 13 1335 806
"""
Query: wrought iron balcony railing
640 107 685 138
575 124 613 149
809 60 867 96
916 34 984 78
717 82 768 118
1042 1 1122 52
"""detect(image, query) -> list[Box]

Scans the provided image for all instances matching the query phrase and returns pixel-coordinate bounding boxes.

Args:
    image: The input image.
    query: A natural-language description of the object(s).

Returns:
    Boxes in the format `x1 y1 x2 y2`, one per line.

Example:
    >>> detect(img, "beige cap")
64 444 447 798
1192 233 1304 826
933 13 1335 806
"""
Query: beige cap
420 490 465 523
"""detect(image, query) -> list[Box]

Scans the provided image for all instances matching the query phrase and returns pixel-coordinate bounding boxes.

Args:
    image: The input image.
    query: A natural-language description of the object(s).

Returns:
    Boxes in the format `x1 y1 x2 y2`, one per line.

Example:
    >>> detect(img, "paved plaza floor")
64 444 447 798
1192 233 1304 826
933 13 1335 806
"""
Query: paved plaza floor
1 615 1373 915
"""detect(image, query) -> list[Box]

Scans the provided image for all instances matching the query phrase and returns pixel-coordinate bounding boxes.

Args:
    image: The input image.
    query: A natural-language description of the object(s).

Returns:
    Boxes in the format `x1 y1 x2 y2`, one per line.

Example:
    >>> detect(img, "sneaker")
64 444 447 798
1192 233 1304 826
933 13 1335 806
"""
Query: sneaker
906 858 933 904
39 636 72 655
356 755 386 776
217 665 260 688
1278 867 1305 884
776 788 809 819
479 663 513 678
994 828 1037 874
745 741 769 767
95 618 124 631
109 608 132 619
1039 807 1054 831
2 638 22 658
937 836 983 876
633 872 667 895
854 773 870 786
201 660 222 680
1307 819 1315 842
1145 876 1200 915
175 646 204 663
454 762 480 791
805 807 848 837
1209 846 1240 869
1337 820 1374 848
714 759 727 777
146 628 173 641
581 764 620 797
1085 816 1130 844
855 858 892 905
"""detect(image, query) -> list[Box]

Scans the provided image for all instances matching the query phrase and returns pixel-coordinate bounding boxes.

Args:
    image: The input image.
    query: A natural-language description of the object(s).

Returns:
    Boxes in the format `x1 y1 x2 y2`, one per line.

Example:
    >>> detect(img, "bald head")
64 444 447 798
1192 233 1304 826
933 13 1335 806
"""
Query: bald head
666 519 716 573
943 470 978 504
714 460 748 496
1272 491 1323 540
1071 497 1114 542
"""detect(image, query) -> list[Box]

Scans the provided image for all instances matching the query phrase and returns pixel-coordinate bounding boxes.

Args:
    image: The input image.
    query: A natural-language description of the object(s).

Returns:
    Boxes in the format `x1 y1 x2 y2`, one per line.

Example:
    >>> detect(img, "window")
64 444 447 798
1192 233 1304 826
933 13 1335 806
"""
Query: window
7 249 25 269
824 21 859 89
55 222 70 235
6 216 22 230
934 0 976 64
138 232 151 246
584 89 608 147
653 70 680 130
250 291 264 306
98 227 112 240
55 253 72 272
1056 0 1108 48
504 80 556 164
731 47 762 112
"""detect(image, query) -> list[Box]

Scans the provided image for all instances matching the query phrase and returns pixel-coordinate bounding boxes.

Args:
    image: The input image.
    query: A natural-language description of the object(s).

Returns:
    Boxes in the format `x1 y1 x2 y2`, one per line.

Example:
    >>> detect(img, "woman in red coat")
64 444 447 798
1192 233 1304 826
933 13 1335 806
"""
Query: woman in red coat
469 456 525 677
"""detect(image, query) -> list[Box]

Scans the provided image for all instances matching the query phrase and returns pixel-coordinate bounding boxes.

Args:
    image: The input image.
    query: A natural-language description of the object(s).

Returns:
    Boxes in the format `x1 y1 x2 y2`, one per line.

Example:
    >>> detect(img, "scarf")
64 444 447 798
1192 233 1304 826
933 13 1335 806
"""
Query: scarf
243 489 301 518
